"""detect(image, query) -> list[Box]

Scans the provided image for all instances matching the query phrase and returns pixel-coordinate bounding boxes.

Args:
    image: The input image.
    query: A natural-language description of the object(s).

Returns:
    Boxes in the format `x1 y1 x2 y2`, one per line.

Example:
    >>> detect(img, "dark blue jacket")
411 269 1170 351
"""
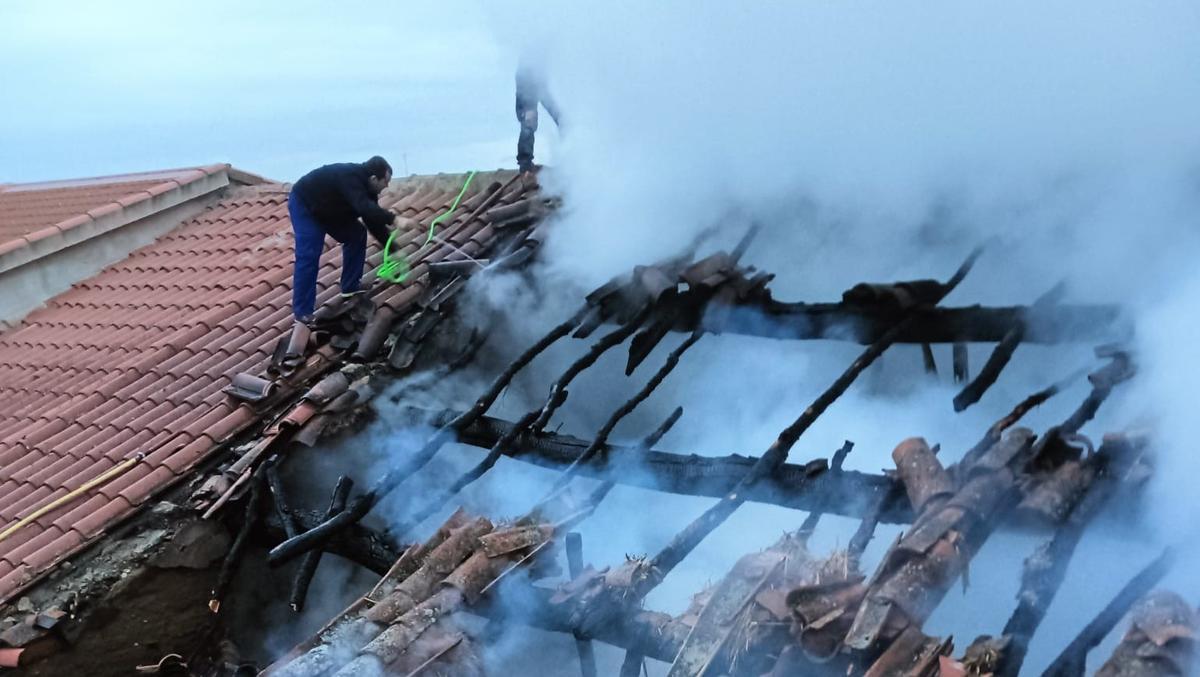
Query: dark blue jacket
292 162 393 246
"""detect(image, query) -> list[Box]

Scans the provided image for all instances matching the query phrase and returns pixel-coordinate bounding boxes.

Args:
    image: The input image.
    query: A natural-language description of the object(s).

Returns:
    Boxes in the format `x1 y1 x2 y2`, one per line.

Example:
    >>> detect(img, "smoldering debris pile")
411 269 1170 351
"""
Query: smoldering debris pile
259 234 1180 677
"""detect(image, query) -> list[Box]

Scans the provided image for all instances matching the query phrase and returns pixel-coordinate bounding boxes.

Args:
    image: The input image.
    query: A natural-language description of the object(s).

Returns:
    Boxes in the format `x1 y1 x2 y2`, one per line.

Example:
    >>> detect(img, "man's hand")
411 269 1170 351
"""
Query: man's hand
391 213 417 231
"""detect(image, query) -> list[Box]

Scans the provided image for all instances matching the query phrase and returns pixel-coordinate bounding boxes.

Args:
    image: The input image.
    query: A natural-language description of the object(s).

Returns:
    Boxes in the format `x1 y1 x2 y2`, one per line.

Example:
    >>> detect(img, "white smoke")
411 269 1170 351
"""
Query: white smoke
244 3 1200 673
464 1 1200 673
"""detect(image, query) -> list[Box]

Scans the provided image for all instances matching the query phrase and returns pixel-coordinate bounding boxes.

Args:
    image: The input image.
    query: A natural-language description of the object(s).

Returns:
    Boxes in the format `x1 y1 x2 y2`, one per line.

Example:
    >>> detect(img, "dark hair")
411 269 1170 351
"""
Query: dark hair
364 156 392 179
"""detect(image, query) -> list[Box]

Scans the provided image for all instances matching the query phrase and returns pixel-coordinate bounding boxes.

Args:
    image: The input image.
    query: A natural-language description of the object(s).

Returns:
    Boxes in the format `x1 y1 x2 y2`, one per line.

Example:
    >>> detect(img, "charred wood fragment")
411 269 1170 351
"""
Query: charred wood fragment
798 440 855 544
1060 348 1135 436
211 467 265 614
290 476 353 612
566 533 598 677
260 508 403 576
643 406 683 449
618 653 645 677
847 482 902 563
921 343 937 375
953 369 1083 479
953 342 969 382
953 284 1064 412
265 459 298 540
953 325 1022 411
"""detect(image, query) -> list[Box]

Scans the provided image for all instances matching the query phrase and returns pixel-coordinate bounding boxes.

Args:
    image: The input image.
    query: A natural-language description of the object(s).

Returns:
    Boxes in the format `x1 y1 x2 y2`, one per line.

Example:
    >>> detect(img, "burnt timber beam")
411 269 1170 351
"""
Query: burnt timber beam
442 409 906 523
259 508 405 576
992 436 1144 676
676 302 1123 345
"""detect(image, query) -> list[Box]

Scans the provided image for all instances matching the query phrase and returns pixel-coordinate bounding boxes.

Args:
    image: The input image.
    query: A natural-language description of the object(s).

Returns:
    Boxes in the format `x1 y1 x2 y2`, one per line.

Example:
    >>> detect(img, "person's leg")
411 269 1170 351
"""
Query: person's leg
288 192 325 320
540 91 563 129
516 94 539 170
323 220 367 295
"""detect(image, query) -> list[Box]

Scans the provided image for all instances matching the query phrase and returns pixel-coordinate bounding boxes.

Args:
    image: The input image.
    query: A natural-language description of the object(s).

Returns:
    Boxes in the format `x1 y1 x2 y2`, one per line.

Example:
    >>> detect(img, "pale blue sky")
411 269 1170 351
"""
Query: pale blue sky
0 1 530 183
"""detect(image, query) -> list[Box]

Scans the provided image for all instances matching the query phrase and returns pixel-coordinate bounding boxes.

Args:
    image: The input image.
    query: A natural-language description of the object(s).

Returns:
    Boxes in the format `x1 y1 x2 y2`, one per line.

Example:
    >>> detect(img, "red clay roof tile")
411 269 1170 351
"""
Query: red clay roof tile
0 170 524 604
69 497 136 539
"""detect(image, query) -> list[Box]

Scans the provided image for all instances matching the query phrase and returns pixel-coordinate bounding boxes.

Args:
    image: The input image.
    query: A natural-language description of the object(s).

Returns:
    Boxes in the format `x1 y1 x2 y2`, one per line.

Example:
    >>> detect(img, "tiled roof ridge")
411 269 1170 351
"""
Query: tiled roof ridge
0 164 229 193
0 164 231 268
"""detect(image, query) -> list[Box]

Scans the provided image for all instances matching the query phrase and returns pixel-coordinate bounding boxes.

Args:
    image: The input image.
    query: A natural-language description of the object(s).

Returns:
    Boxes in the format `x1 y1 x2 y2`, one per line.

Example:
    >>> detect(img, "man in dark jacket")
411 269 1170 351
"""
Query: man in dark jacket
288 156 396 322
515 56 561 173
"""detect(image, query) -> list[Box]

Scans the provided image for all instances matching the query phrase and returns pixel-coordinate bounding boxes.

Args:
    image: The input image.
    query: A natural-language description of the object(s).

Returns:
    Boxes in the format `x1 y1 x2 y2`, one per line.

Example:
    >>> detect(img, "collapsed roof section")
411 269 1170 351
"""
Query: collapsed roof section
256 232 1158 675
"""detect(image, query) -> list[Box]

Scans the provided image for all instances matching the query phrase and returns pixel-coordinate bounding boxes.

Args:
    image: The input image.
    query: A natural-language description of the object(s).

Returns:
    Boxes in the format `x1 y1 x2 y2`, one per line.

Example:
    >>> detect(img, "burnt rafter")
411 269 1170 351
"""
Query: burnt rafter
684 298 1125 345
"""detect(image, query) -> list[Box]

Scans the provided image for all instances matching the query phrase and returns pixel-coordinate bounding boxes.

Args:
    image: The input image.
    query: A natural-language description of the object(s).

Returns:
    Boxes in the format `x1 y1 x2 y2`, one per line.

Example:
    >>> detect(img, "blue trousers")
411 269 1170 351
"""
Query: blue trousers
288 191 366 319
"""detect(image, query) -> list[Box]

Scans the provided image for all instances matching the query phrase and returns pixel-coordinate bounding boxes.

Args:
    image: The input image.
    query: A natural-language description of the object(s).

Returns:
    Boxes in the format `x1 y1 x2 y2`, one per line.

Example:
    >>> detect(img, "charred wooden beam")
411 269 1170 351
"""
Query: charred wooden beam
269 306 588 565
565 533 598 677
618 653 644 677
210 467 264 614
646 315 920 587
953 324 1022 411
847 482 902 563
953 368 1087 479
953 284 1064 412
265 458 299 540
1093 591 1196 677
394 410 540 539
953 342 970 382
1059 349 1134 436
798 440 854 544
1041 547 1178 677
993 436 1144 676
544 331 703 495
290 476 353 612
259 508 404 576
693 301 1124 345
921 343 937 375
532 309 651 432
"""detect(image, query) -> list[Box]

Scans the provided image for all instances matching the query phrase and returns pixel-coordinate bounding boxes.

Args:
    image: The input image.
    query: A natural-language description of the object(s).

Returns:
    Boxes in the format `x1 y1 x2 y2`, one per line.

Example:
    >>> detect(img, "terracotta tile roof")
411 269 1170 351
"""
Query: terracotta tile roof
0 166 228 256
0 169 526 602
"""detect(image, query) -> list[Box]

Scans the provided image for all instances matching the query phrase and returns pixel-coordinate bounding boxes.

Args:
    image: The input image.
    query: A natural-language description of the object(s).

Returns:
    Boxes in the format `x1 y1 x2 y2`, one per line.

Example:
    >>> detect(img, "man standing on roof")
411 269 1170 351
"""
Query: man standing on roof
515 53 562 173
288 156 396 324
